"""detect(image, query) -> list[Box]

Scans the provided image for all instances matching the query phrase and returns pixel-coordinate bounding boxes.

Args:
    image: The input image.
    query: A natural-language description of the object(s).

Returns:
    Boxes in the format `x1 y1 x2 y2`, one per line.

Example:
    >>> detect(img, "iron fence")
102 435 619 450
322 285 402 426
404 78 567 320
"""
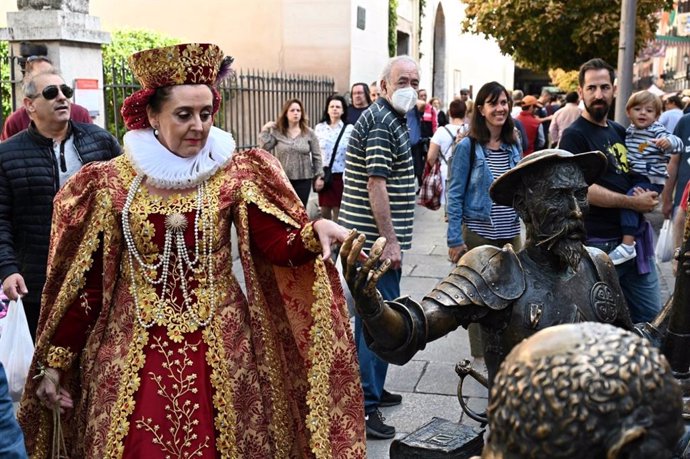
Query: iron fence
103 59 336 149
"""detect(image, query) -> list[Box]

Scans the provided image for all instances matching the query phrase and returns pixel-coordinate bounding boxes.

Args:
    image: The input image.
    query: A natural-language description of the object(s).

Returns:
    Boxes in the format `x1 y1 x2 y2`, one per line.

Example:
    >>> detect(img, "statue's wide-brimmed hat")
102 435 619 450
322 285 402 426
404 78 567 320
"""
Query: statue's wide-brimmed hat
121 43 233 130
490 149 607 207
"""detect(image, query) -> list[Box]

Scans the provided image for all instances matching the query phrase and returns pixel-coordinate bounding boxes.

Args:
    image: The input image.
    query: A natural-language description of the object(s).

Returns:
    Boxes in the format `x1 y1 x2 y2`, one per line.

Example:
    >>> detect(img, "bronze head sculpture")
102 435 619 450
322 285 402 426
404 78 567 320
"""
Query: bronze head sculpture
341 149 633 387
482 322 684 459
492 149 604 271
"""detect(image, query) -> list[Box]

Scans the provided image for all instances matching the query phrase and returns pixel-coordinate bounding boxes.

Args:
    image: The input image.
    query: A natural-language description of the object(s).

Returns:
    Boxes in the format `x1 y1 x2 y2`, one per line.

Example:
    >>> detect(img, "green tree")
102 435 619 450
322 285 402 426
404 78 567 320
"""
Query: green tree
549 68 579 92
101 29 178 138
0 40 10 123
462 0 673 71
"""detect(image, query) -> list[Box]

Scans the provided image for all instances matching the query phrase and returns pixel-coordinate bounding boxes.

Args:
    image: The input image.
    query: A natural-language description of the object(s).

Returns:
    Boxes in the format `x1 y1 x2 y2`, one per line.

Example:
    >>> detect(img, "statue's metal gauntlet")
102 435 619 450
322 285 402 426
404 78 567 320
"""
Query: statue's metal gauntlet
361 296 429 366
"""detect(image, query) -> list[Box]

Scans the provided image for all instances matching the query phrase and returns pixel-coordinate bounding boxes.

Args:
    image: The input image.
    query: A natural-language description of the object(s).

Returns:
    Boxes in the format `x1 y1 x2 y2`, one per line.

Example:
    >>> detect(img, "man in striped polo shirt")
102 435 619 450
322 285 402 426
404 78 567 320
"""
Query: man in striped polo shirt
339 55 418 439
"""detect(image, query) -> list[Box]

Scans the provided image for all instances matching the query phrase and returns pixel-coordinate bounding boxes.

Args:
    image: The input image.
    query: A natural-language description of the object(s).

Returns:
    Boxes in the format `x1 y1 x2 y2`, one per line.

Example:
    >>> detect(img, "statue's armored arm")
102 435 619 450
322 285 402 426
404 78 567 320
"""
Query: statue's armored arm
361 245 524 365
362 283 488 365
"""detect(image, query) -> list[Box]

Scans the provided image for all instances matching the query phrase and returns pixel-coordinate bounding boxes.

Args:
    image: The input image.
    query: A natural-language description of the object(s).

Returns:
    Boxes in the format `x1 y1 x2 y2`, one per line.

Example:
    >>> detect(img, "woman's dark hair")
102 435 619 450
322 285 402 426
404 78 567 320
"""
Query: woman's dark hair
319 94 349 124
469 81 517 145
448 100 467 119
351 82 372 105
148 84 214 114
147 87 174 114
277 98 308 135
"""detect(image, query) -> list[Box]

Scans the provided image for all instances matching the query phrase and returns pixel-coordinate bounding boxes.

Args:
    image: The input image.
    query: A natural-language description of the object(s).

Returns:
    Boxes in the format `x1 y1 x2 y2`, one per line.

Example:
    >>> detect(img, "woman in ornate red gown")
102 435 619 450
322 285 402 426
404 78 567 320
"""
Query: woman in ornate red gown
19 43 366 458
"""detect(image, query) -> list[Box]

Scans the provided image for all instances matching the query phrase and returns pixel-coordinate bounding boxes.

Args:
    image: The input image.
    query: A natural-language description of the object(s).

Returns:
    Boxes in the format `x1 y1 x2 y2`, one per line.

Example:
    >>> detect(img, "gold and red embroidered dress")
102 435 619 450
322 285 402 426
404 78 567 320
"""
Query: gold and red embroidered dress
19 149 366 458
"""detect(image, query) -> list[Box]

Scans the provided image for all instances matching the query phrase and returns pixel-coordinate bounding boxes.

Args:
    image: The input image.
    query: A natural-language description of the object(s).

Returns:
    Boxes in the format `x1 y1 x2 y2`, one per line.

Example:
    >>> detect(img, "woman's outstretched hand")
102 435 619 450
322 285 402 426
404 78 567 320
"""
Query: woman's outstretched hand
312 219 350 260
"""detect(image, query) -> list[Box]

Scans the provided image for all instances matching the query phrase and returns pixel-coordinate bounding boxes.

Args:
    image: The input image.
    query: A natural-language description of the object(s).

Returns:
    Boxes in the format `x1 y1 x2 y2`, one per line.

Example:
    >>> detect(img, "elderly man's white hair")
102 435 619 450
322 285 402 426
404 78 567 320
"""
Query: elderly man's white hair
379 55 419 86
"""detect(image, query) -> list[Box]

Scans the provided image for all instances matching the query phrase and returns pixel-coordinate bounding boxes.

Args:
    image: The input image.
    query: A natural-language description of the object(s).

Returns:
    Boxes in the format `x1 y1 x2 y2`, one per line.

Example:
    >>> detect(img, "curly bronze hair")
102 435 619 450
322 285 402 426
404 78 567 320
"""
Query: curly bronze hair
485 323 683 459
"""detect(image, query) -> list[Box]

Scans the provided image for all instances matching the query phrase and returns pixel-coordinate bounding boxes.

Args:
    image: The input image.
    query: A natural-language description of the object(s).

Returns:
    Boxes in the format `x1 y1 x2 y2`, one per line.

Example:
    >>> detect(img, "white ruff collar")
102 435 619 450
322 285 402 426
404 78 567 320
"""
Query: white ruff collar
124 126 236 189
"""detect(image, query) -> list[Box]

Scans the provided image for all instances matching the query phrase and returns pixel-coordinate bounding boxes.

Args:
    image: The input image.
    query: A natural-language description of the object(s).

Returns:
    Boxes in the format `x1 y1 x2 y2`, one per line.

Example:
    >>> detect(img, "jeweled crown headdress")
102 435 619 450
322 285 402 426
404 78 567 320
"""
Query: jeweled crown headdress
121 43 234 130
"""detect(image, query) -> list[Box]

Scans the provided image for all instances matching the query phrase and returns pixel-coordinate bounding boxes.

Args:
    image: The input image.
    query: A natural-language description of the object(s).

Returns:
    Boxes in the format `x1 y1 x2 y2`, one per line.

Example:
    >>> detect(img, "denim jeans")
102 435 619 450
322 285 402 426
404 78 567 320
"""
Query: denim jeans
587 240 662 323
354 267 401 414
0 364 27 458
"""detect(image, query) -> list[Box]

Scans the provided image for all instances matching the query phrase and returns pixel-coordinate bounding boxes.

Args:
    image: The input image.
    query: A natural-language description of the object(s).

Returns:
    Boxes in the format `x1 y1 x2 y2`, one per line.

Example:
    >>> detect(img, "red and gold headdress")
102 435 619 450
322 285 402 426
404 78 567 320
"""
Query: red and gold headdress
121 43 233 130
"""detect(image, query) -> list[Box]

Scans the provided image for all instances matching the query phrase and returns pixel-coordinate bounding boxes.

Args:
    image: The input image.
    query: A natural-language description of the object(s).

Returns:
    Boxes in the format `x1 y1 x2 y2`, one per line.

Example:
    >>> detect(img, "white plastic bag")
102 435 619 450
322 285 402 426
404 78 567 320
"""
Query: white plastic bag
655 219 674 263
0 298 34 402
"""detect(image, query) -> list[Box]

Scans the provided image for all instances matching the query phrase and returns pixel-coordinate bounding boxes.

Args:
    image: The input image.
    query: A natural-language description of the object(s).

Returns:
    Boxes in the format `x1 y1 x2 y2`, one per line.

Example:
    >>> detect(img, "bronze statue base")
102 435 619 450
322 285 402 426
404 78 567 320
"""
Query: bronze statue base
389 417 484 458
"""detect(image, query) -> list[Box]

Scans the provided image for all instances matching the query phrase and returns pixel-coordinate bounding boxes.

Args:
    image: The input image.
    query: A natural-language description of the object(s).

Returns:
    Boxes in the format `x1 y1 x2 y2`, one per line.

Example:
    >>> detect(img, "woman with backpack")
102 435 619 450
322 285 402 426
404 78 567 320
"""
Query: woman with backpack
445 81 523 368
426 99 469 205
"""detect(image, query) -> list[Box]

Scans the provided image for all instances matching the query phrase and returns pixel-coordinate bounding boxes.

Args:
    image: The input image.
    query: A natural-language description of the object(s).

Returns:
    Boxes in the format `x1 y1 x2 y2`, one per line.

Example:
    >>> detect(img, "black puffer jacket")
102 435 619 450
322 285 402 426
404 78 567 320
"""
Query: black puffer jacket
0 121 121 335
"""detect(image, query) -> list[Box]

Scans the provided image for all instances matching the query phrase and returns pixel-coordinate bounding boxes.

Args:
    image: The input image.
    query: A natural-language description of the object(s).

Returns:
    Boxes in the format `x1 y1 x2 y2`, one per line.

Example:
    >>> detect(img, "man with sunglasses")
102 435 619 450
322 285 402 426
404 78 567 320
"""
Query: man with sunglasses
0 56 92 141
0 69 120 339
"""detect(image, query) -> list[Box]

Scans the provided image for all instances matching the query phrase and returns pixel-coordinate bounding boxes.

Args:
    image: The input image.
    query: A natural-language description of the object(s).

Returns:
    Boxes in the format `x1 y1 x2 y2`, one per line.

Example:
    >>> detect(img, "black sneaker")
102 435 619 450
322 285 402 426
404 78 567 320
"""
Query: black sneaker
380 389 402 407
365 409 395 439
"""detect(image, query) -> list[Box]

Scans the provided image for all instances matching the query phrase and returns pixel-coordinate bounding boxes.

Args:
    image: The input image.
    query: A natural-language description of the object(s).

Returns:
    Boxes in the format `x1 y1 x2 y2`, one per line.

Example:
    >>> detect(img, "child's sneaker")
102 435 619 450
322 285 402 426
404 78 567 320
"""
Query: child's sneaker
609 243 636 265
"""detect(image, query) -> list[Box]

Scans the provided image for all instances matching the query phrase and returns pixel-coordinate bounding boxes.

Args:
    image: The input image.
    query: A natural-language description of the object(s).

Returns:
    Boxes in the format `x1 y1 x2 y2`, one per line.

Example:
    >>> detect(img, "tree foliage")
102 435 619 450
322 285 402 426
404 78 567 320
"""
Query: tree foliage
548 68 579 92
462 0 674 71
101 29 178 138
102 29 178 65
0 41 10 122
389 0 399 57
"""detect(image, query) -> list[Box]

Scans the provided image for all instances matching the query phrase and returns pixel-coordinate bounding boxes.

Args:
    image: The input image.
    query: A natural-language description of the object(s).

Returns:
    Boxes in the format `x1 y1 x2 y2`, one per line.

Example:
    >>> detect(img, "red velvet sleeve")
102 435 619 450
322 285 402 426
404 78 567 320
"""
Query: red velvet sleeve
247 204 321 266
46 246 103 369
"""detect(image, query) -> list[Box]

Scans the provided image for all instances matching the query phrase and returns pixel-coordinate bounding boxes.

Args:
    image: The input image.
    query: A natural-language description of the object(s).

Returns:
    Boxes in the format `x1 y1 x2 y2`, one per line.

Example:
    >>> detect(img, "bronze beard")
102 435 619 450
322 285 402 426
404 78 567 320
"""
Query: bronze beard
535 218 587 270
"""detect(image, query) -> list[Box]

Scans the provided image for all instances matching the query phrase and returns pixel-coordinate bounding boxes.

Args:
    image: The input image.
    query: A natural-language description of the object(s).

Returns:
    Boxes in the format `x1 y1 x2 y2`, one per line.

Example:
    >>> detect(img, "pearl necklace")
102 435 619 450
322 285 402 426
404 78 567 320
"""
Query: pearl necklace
122 174 217 330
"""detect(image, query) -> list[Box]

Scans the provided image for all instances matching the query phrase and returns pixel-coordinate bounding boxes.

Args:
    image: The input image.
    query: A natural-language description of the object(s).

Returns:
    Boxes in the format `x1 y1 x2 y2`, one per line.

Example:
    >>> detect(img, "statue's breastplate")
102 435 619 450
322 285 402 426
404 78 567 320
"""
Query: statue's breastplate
481 254 623 385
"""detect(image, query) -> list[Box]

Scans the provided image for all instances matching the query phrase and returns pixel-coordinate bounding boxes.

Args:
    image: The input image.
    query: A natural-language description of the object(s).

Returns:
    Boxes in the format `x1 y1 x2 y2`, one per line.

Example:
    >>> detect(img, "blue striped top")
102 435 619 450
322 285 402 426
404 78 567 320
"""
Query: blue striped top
465 147 520 241
625 121 682 182
339 99 416 251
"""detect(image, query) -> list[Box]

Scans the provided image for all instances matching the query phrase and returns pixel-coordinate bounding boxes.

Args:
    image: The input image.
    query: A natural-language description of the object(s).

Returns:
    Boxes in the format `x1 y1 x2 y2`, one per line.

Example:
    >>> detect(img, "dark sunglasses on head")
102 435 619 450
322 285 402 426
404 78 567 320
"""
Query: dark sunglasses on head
26 55 50 63
36 84 73 100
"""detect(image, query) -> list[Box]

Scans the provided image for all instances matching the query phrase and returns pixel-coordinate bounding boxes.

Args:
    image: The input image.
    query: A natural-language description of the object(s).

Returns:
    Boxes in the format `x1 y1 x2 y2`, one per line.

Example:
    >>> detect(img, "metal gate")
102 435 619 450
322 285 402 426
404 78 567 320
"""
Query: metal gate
103 58 335 148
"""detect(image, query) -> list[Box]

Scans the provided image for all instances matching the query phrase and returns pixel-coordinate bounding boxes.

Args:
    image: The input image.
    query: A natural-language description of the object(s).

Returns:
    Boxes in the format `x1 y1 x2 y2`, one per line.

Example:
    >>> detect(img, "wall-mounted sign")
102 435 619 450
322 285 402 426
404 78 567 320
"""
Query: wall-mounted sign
73 78 100 118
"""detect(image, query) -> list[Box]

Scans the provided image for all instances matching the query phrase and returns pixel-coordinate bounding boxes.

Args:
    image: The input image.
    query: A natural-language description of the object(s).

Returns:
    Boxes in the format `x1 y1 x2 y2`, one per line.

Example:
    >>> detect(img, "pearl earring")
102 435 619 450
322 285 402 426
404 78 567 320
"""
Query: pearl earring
153 127 159 136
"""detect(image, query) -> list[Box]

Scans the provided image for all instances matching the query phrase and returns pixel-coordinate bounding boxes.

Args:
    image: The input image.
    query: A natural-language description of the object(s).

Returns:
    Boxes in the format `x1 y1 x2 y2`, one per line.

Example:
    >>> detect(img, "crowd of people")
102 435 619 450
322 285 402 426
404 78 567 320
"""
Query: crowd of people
0 40 688 457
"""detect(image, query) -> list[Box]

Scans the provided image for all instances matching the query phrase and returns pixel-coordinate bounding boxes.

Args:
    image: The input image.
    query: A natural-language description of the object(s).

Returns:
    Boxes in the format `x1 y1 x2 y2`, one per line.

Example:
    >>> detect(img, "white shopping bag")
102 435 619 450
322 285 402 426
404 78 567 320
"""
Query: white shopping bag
655 219 674 263
0 298 34 402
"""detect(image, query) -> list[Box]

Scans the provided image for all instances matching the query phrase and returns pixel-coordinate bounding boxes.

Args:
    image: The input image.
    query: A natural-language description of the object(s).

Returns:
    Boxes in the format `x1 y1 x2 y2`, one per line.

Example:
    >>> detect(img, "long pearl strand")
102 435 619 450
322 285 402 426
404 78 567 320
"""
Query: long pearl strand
122 174 217 330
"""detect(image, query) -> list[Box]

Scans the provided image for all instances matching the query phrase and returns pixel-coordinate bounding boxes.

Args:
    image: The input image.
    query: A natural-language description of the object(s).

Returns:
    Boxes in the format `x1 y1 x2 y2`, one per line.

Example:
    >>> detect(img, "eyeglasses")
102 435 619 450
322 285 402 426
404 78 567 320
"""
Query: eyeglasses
33 84 73 100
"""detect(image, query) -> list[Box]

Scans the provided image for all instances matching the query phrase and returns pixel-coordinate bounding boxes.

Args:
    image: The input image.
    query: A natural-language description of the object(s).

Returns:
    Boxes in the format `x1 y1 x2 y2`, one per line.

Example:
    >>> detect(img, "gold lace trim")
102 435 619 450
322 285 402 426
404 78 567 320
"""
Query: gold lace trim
240 181 300 229
29 187 118 457
305 259 335 457
123 167 224 343
236 202 291 456
204 315 238 457
301 222 322 254
45 345 77 370
104 325 149 459
135 337 211 457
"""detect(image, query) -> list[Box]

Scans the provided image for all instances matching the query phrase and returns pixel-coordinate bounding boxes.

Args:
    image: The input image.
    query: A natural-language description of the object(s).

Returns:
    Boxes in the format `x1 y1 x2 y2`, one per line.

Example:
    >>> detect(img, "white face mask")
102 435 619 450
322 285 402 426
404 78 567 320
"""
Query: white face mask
390 87 418 114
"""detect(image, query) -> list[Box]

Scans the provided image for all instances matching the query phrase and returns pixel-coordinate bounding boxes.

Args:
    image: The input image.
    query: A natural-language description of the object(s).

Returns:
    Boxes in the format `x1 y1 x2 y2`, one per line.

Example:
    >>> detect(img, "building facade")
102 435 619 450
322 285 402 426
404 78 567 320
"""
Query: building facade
1 0 514 108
